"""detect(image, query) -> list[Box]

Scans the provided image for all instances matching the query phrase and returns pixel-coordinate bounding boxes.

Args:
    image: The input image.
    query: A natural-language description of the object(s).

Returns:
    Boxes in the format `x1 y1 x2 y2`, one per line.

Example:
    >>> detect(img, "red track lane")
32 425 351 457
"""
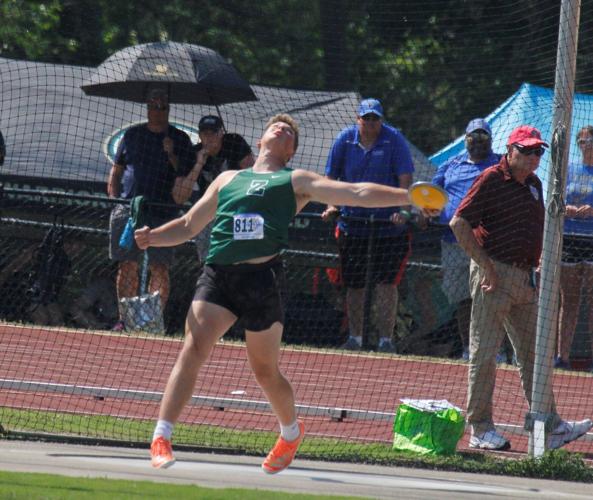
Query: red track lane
1 324 592 455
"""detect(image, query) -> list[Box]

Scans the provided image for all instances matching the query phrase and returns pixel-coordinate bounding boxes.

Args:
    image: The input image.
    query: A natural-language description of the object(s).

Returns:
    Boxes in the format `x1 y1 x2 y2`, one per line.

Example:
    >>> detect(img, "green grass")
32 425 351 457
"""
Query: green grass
0 470 366 499
2 408 593 482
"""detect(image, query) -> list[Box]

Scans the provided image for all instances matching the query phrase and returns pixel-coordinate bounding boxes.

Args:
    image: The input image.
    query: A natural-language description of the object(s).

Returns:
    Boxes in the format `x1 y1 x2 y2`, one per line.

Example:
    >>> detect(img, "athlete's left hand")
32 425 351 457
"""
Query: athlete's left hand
134 226 151 250
421 207 441 218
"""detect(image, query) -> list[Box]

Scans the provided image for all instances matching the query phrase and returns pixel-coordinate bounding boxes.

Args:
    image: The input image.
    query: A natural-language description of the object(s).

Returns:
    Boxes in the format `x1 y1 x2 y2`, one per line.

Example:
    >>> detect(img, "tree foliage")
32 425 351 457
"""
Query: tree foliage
0 0 580 153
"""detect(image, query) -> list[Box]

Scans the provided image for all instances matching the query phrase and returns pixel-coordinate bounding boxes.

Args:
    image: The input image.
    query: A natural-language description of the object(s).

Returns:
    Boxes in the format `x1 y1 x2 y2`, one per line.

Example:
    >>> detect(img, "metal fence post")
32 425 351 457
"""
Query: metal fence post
362 215 375 349
529 0 581 457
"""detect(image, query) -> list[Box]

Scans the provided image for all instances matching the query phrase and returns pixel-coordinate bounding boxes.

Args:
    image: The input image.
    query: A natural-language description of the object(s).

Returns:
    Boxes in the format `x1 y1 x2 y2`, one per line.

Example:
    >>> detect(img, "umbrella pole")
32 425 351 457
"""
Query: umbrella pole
215 104 227 133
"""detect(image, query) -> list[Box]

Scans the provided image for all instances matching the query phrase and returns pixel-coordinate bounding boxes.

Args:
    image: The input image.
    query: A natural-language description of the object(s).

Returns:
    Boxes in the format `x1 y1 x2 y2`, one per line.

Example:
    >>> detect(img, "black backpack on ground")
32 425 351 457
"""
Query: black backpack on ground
27 222 70 307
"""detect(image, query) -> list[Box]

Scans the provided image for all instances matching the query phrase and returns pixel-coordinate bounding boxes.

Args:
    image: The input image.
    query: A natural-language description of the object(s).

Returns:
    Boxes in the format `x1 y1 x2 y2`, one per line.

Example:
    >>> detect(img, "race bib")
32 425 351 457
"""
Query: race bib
233 213 264 240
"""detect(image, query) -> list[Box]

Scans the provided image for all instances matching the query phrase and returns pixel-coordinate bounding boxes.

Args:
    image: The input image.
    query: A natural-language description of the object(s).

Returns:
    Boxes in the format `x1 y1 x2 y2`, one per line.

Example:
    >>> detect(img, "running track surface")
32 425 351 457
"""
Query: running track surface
1 324 592 457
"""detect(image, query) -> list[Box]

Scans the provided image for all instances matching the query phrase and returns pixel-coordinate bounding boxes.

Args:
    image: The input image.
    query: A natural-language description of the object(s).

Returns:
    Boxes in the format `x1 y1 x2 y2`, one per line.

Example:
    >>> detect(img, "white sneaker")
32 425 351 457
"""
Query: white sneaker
469 429 510 450
548 419 593 449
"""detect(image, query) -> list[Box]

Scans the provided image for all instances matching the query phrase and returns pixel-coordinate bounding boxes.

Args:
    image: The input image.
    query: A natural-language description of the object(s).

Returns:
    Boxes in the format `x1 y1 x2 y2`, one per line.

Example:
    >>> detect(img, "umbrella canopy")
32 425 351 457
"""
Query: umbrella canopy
81 41 257 105
1 56 434 192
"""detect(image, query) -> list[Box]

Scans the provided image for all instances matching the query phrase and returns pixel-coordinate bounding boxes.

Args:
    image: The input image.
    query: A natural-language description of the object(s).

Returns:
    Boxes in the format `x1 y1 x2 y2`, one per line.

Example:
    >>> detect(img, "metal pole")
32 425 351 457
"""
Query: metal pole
529 0 581 457
362 215 375 350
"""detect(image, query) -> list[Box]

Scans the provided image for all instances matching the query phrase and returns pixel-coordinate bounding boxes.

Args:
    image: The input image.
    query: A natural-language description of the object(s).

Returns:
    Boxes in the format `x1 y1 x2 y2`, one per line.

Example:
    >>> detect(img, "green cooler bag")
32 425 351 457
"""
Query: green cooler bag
392 399 465 455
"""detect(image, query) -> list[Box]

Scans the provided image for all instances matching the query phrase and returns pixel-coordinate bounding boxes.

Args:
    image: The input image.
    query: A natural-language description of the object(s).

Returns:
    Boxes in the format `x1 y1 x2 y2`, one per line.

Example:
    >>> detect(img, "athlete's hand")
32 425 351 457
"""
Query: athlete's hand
421 208 441 218
134 226 152 250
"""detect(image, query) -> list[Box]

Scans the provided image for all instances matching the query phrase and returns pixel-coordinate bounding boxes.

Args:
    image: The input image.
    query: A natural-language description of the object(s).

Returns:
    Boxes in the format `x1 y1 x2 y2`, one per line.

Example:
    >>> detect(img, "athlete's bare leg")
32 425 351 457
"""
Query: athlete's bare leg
157 299 237 423
245 322 296 425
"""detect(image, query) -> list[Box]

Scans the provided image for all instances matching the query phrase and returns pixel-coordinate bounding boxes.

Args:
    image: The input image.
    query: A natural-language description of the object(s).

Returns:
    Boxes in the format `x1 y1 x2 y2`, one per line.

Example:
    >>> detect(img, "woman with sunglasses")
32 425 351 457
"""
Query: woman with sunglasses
556 126 593 370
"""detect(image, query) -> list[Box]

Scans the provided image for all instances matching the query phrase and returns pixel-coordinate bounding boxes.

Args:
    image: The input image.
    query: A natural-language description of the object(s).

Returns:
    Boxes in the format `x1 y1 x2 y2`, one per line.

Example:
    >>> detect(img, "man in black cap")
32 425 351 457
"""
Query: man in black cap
174 115 254 261
174 116 254 201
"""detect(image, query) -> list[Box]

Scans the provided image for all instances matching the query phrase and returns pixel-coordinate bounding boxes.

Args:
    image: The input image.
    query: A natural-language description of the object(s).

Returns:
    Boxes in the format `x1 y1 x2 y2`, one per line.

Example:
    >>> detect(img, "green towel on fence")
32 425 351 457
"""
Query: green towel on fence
129 195 147 229
118 196 147 250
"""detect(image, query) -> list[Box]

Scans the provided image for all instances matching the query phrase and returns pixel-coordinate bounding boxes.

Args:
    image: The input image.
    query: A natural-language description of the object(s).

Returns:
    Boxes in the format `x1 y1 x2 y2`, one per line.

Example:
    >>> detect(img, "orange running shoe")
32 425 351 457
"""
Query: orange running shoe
150 436 176 469
262 421 305 474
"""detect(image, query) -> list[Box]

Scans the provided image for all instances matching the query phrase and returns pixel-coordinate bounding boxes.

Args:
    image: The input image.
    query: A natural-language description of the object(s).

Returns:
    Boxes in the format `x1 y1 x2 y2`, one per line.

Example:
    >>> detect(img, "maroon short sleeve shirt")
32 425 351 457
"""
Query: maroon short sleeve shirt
455 156 544 268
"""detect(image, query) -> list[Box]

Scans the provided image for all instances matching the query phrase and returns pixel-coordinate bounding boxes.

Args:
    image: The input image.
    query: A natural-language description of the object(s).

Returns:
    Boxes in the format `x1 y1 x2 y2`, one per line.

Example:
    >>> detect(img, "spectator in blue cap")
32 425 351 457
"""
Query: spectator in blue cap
432 118 501 360
322 97 415 352
357 98 384 118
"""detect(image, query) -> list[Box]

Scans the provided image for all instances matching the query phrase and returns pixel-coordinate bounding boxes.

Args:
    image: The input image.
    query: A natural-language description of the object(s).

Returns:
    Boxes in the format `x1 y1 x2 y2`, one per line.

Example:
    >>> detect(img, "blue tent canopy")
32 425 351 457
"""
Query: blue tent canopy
429 82 593 198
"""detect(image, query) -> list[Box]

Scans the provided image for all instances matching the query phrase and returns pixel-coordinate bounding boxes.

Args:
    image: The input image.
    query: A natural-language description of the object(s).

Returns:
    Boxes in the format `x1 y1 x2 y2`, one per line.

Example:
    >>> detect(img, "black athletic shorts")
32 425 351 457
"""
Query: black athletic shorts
337 229 411 289
562 235 593 264
194 256 285 332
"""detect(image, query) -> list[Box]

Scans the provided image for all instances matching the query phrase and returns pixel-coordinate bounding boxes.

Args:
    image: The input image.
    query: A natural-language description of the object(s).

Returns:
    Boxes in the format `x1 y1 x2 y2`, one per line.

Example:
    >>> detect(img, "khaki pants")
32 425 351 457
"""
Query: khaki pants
467 259 561 435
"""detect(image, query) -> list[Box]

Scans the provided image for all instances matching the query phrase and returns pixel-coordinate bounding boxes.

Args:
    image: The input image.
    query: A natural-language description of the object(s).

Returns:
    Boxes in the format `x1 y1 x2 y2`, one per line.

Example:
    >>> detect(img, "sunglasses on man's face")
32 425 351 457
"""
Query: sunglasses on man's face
467 131 490 141
148 102 169 111
513 144 545 157
361 114 381 122
577 136 593 146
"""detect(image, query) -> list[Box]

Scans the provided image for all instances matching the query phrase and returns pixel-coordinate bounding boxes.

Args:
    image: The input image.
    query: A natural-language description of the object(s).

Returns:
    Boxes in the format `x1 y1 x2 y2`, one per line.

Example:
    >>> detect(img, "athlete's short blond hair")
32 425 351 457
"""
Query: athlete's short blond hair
264 114 299 152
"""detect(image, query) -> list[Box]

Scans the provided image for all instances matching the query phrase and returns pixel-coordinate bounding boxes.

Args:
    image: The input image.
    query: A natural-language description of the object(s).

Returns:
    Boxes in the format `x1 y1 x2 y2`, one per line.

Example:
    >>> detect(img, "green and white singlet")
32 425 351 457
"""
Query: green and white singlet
205 167 297 265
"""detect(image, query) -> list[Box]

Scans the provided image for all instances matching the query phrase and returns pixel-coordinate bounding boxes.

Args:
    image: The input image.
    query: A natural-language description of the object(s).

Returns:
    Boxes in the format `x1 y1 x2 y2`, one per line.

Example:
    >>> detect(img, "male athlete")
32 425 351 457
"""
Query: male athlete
136 114 439 473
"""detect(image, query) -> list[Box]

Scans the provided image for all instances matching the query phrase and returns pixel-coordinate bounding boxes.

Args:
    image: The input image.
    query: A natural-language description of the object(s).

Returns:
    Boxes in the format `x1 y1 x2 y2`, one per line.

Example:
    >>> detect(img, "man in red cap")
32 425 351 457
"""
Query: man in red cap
450 125 592 451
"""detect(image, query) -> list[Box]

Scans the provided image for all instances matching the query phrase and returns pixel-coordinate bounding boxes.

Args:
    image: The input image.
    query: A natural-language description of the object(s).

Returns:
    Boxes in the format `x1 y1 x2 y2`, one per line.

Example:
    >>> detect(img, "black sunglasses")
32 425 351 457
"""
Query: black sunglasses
467 131 490 141
513 144 545 157
148 103 169 111
577 137 593 146
361 114 381 122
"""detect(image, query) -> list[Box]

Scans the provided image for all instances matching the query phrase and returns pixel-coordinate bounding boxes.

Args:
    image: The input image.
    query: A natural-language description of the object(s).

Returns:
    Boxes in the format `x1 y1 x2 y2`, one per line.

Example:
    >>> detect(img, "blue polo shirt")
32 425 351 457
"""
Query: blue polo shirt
116 123 195 217
432 151 501 243
564 162 593 236
324 123 414 237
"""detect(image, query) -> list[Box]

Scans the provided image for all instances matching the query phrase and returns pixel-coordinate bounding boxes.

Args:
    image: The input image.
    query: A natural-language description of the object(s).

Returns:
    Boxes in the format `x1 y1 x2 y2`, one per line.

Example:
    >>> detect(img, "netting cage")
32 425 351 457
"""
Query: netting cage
0 0 592 463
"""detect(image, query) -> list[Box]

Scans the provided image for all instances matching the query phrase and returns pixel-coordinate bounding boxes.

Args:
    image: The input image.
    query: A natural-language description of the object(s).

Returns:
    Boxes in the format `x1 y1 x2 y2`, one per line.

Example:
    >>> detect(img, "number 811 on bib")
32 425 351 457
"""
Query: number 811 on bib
233 213 265 240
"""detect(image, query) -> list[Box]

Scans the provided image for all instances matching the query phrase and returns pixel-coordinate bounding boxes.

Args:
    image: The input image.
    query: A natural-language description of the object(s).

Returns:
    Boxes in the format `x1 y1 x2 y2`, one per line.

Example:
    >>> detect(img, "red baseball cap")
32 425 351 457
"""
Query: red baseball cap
507 125 549 148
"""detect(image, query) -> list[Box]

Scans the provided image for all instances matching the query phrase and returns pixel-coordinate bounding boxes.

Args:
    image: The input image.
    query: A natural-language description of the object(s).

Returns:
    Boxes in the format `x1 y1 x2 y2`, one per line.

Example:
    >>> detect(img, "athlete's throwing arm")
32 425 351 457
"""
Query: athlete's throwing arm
135 169 439 250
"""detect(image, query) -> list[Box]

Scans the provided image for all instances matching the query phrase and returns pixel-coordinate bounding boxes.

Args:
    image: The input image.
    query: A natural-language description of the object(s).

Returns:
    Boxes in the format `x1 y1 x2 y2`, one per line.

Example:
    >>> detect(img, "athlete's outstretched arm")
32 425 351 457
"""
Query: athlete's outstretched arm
135 171 231 249
293 169 410 208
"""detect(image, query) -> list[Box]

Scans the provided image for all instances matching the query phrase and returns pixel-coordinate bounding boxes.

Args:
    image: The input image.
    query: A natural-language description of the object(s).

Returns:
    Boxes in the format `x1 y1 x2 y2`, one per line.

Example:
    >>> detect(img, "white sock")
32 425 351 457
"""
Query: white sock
280 420 301 442
153 420 174 441
353 336 362 345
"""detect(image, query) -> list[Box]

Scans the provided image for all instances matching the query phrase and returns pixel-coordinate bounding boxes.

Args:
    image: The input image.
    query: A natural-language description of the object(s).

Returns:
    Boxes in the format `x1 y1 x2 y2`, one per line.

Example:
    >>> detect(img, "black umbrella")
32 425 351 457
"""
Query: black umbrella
81 41 257 105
